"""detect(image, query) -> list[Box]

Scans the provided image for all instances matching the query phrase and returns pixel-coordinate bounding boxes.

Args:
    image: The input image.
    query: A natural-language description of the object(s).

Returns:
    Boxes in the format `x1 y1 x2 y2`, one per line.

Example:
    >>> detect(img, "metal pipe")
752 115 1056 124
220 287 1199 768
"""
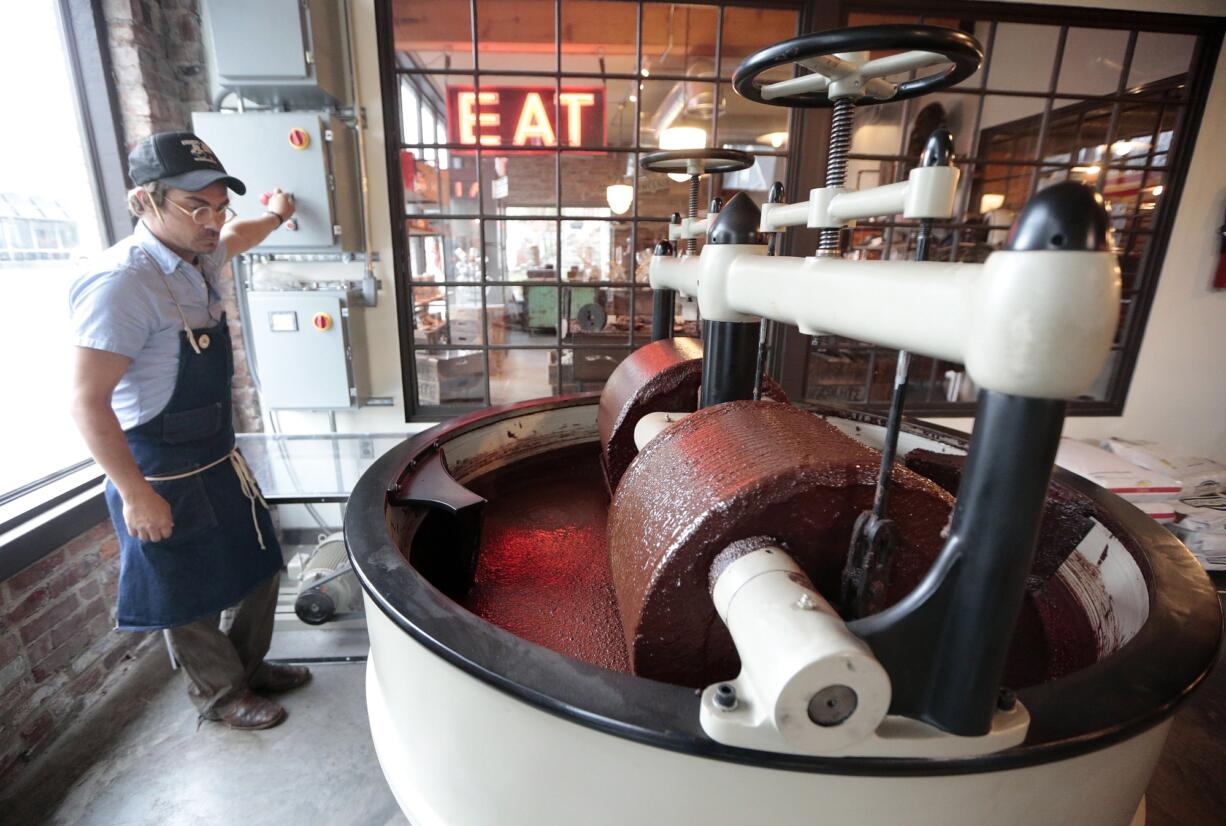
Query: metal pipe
343 0 379 307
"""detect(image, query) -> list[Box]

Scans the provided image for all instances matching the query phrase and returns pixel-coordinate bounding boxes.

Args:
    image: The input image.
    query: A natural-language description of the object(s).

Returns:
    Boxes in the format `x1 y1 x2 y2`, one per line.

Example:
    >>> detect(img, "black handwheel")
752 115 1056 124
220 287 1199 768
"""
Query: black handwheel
640 148 754 176
733 25 983 109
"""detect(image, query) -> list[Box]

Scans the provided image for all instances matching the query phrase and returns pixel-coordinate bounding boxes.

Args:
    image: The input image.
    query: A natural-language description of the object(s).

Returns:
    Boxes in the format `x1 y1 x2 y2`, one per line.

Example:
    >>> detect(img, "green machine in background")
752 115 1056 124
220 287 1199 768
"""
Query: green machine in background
525 283 599 332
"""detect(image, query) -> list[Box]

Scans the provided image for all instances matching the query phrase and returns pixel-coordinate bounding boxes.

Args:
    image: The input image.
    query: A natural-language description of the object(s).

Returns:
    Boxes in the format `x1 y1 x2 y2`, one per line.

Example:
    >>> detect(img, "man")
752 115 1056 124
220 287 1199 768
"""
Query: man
69 131 308 730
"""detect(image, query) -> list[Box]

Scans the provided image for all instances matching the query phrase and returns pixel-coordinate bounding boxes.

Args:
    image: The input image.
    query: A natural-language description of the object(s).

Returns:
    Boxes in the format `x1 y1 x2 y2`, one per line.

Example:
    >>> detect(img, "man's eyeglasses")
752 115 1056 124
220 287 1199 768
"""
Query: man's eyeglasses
164 198 237 225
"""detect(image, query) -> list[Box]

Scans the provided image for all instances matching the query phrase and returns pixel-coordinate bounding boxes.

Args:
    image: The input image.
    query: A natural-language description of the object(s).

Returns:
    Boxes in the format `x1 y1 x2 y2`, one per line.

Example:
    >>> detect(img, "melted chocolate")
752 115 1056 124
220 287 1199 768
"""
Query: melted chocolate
460 444 629 673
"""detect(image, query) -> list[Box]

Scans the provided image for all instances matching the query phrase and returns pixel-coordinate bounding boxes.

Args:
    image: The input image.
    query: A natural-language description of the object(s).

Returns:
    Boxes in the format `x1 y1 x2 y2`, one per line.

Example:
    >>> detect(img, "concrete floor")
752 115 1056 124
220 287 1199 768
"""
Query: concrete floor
0 648 408 826
3 588 1222 825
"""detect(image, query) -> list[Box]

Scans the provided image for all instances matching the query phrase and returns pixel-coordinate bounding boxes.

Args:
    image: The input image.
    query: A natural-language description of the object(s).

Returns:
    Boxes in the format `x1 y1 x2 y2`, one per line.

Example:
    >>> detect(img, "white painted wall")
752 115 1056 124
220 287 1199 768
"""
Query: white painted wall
273 1 1226 470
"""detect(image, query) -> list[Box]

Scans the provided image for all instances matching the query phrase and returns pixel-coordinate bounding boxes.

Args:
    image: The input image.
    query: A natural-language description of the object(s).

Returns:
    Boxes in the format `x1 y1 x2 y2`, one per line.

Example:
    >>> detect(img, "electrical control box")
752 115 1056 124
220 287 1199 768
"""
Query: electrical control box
205 0 349 107
192 112 361 252
246 290 368 409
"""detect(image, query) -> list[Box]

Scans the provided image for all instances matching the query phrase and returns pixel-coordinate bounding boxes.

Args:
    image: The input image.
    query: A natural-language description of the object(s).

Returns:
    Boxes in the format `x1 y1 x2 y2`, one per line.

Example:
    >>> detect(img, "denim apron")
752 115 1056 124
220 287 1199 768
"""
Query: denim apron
105 267 282 631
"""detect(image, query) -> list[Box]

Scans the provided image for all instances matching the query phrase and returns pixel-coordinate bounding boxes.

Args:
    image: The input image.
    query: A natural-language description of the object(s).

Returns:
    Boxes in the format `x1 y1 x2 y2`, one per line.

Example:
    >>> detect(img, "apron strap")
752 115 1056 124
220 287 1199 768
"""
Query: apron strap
137 247 218 355
144 448 271 549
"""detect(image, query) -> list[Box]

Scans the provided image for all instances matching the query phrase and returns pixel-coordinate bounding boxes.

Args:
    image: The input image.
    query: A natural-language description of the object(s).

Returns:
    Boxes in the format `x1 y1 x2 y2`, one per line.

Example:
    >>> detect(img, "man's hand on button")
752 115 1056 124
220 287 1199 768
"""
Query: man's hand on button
265 188 296 222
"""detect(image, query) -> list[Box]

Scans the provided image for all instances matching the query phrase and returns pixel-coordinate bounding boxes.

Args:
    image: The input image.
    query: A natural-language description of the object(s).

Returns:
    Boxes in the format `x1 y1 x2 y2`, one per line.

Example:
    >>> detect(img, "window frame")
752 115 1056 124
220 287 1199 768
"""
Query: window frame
0 0 131 577
377 0 805 419
777 0 1224 416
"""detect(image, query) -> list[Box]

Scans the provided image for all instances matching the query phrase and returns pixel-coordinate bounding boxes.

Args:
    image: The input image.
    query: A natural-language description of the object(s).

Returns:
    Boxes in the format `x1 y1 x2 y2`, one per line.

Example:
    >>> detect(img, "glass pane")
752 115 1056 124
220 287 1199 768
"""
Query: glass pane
1113 103 1180 168
986 24 1061 93
391 0 475 70
636 153 715 219
634 222 670 282
560 152 635 215
415 349 487 406
490 343 556 405
560 286 629 340
0 2 103 491
475 0 556 73
561 218 619 281
1058 28 1128 96
561 1 637 74
403 74 458 147
1128 32 1196 90
641 3 718 78
638 79 717 148
714 154 786 201
631 287 655 344
484 217 558 282
978 95 1049 160
1040 99 1111 164
411 286 485 346
406 218 482 281
519 283 562 338
401 148 474 216
557 348 632 391
718 7 798 79
717 95 789 151
481 150 557 214
594 78 641 148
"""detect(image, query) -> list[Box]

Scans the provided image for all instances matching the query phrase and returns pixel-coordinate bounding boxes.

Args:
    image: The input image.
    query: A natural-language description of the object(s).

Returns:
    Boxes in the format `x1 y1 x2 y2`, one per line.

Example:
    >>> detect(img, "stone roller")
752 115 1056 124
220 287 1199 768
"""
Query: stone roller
597 338 786 494
606 400 954 688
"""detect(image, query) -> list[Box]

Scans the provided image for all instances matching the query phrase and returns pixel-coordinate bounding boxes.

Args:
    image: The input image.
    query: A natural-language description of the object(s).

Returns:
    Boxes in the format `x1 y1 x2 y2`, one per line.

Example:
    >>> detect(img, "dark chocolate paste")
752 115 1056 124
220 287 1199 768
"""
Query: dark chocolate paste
596 337 785 494
607 401 955 688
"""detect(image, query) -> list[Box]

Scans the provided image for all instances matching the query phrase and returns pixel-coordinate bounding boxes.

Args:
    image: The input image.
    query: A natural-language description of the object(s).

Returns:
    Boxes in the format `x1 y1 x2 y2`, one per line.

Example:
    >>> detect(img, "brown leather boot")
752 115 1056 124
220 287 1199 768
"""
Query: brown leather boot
214 690 287 730
250 662 312 694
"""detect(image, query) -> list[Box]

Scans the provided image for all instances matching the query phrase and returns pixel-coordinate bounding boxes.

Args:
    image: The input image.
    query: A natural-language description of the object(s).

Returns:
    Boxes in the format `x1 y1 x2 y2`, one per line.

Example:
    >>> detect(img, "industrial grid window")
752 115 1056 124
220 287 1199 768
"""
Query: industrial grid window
378 0 802 417
798 6 1222 416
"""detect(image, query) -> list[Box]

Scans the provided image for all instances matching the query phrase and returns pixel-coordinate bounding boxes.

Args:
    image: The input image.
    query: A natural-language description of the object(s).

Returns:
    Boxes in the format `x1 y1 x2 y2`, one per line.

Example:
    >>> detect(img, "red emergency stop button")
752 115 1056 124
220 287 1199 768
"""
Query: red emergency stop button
288 128 311 150
312 312 333 331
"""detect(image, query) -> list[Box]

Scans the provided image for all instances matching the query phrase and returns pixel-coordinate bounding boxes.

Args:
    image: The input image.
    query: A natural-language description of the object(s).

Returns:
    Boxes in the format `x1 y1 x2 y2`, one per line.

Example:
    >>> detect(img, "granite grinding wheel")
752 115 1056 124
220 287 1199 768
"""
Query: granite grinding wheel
596 338 786 494
607 400 954 688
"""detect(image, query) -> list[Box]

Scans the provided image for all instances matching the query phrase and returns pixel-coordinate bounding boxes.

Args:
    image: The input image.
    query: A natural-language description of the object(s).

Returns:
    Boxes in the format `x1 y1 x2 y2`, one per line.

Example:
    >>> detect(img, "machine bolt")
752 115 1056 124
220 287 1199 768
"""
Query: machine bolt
997 688 1017 712
808 684 858 727
713 683 739 711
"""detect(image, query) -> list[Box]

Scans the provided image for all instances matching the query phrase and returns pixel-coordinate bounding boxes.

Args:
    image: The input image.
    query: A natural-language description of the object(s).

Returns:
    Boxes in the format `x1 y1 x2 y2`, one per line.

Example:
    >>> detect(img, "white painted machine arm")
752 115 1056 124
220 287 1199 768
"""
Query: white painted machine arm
669 215 714 242
722 250 1120 399
759 166 959 233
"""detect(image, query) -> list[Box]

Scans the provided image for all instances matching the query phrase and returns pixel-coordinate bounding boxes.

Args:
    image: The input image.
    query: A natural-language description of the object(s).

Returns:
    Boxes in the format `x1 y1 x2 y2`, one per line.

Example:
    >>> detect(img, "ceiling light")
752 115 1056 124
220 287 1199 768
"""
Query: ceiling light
659 126 708 182
1152 185 1164 196
1111 139 1150 157
606 184 633 215
979 193 1006 213
1072 165 1101 176
758 131 788 149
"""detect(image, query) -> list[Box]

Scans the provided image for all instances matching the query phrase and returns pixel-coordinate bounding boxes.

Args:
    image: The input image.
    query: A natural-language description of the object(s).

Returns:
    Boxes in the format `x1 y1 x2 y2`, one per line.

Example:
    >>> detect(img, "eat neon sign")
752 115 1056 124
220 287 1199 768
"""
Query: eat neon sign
446 86 605 148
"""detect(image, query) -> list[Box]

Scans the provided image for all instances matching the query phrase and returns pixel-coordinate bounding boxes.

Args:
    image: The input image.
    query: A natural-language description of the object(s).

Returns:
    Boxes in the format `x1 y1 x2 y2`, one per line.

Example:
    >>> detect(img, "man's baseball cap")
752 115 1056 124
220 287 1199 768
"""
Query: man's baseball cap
128 131 246 195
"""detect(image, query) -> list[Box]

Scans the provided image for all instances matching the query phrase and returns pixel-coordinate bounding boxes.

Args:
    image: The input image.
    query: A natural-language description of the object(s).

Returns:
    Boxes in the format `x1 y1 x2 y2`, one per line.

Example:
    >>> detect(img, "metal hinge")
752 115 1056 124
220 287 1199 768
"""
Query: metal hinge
305 50 315 65
333 224 342 237
327 173 335 190
324 129 334 142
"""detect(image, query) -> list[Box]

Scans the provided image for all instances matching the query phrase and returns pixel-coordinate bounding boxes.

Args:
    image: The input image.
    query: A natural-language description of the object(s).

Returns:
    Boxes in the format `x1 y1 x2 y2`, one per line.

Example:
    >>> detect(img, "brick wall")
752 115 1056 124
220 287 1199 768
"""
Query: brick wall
0 525 147 778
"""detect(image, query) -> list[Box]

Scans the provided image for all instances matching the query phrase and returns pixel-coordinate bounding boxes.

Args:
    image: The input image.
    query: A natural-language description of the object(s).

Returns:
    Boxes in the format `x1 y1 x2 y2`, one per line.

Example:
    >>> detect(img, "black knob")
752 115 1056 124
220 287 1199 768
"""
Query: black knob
707 192 765 246
1007 181 1111 252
